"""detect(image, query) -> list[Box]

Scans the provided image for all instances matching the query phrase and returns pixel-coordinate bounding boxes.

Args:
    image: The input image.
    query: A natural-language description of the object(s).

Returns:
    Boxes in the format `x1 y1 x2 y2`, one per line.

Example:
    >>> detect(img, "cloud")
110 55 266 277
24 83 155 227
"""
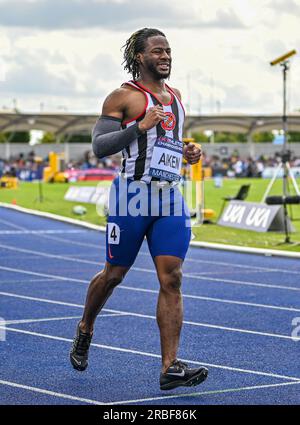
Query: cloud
1 49 78 95
268 0 300 15
0 0 246 30
89 54 123 81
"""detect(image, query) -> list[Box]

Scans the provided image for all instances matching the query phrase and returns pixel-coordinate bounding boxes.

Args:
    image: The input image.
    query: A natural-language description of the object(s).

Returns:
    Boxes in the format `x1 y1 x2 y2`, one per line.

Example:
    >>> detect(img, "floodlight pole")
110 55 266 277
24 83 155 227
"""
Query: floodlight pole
282 61 288 194
281 61 290 242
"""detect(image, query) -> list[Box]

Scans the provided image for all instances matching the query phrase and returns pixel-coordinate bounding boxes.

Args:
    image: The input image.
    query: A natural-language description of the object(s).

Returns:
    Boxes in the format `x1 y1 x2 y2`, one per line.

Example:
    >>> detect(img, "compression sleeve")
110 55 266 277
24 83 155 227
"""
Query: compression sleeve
92 116 143 158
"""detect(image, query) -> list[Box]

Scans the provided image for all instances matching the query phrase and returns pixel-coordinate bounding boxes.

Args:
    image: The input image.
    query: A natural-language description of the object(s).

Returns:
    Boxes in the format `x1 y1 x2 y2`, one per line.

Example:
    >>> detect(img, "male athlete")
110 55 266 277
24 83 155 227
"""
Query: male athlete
70 28 208 391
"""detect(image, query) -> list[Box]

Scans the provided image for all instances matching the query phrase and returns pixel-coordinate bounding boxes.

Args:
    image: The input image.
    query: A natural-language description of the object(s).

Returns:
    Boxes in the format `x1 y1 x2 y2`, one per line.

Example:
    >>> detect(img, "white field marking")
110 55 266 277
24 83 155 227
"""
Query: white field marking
0 379 104 405
3 226 300 276
0 203 106 232
0 278 57 284
183 258 300 275
0 217 26 230
0 243 103 266
0 230 87 235
2 202 300 259
184 273 300 292
1 243 300 293
108 380 300 405
1 379 300 407
5 316 82 325
119 285 300 313
5 313 127 325
0 289 297 341
1 325 299 383
0 258 300 312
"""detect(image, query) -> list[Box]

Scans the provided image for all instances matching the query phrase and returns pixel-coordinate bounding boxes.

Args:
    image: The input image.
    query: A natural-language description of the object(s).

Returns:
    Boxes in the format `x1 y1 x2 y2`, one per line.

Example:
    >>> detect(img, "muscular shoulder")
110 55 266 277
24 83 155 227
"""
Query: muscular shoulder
101 87 129 117
101 85 144 120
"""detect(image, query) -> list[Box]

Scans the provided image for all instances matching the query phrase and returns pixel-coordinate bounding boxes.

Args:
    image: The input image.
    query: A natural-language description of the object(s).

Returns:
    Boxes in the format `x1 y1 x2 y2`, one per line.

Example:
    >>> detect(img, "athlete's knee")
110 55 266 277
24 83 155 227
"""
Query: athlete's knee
159 268 182 293
103 266 127 291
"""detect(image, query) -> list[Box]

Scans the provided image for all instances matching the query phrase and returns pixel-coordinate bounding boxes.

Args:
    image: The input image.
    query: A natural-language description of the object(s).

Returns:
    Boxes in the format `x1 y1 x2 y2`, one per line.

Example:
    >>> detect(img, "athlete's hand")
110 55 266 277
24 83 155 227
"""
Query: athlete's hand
138 105 166 132
183 143 202 164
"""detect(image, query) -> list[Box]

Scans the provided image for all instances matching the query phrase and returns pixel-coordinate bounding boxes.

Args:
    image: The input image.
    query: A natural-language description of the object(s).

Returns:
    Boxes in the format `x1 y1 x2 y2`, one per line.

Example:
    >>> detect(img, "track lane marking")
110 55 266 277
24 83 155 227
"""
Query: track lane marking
107 380 300 405
4 313 125 325
0 379 104 405
5 225 298 275
1 246 300 292
1 262 300 311
0 290 297 341
118 285 300 313
1 325 299 382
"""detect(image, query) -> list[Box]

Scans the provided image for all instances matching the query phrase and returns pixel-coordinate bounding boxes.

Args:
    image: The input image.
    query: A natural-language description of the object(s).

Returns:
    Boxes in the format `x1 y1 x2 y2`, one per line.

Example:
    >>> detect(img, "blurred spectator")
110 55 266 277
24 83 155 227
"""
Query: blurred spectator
2 149 300 181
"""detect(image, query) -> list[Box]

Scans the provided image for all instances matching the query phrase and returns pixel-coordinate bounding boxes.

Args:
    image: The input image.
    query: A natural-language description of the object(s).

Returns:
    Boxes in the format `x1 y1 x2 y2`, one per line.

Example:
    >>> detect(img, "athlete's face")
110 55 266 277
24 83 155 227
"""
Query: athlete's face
139 36 172 80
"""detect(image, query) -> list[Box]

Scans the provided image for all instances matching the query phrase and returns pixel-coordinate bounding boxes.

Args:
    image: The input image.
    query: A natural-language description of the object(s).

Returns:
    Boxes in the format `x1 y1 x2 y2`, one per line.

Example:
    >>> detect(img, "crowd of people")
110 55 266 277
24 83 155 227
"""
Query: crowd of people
201 151 300 178
1 149 300 180
0 150 120 180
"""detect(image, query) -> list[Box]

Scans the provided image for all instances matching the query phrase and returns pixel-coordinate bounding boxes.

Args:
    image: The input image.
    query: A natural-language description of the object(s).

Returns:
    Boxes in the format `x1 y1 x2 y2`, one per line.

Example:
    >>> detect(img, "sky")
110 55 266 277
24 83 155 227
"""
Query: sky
0 0 299 115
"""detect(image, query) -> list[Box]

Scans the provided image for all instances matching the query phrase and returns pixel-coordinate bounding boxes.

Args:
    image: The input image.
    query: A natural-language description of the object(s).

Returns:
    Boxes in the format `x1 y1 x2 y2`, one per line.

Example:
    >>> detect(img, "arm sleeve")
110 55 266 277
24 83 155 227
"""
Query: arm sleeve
91 116 143 158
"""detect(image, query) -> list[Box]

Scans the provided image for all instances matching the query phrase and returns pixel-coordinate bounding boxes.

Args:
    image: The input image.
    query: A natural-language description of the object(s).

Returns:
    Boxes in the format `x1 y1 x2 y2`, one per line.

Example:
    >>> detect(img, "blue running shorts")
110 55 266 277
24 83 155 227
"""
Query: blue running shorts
105 176 191 267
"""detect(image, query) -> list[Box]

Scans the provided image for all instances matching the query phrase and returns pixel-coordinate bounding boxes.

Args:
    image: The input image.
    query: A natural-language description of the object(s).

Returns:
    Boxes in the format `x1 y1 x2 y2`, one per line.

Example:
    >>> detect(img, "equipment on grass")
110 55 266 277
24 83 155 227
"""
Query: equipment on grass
261 49 299 243
218 184 250 219
72 205 87 216
0 176 18 189
43 152 68 183
183 138 216 224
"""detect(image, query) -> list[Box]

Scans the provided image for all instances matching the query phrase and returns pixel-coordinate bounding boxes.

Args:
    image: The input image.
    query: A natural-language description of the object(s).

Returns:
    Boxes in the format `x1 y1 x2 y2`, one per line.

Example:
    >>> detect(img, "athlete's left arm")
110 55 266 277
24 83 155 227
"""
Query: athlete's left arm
172 87 202 165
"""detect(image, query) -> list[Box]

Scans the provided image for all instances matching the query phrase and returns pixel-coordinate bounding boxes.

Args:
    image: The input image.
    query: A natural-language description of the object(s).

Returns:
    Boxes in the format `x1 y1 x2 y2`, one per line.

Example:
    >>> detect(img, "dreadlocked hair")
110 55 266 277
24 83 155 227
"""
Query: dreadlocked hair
122 28 166 80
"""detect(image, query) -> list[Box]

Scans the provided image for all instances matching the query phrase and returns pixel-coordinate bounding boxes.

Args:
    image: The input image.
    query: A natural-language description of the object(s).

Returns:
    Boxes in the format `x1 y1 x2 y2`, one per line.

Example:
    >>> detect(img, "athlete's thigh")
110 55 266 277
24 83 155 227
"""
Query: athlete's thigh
106 214 148 267
146 213 191 261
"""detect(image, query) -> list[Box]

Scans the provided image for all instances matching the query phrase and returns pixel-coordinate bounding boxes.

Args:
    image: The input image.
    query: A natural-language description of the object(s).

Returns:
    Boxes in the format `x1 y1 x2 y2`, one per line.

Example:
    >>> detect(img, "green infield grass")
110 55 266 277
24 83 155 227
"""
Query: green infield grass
1 177 300 252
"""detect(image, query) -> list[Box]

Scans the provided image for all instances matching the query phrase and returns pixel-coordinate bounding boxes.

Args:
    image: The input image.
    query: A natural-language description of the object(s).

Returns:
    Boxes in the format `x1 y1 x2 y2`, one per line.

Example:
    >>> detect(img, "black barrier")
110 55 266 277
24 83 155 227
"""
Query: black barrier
266 195 300 205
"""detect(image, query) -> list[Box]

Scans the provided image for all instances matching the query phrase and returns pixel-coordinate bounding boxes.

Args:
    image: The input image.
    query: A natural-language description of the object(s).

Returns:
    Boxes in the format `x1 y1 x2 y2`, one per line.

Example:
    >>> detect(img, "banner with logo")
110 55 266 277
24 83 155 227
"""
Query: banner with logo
218 201 294 233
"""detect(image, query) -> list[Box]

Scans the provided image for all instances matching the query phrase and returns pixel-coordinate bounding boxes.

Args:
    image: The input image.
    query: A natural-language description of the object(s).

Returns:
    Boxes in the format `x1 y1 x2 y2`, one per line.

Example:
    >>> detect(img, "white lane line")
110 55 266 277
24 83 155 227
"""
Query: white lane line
1 263 300 314
0 290 297 342
20 230 300 276
1 245 300 293
1 378 299 406
2 202 300 259
119 285 300 313
108 380 300 405
0 218 26 230
184 273 300 292
5 316 82 325
0 379 104 405
0 230 87 235
184 258 300 275
2 259 298 313
0 243 100 265
0 325 299 382
0 278 57 284
5 313 127 325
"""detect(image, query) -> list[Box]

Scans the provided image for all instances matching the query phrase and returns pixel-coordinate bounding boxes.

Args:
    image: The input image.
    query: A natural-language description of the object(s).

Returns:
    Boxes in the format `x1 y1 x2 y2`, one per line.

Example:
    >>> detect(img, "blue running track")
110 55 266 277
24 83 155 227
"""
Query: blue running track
0 206 300 405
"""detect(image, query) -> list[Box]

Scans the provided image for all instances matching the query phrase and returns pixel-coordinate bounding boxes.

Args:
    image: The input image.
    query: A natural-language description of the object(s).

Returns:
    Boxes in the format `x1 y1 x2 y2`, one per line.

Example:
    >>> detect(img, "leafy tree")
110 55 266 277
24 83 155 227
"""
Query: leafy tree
252 132 274 143
288 132 300 143
191 132 209 144
61 134 91 143
40 132 56 144
2 132 30 143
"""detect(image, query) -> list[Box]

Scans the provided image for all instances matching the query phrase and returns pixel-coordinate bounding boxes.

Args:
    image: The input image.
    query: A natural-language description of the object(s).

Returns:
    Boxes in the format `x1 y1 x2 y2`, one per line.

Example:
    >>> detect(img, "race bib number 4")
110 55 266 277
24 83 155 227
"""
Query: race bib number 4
149 136 183 182
107 223 120 245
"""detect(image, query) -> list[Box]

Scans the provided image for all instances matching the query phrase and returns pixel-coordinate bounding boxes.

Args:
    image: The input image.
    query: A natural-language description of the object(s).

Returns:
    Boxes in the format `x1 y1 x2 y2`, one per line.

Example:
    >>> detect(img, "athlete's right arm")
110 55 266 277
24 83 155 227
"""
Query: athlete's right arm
92 88 165 158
